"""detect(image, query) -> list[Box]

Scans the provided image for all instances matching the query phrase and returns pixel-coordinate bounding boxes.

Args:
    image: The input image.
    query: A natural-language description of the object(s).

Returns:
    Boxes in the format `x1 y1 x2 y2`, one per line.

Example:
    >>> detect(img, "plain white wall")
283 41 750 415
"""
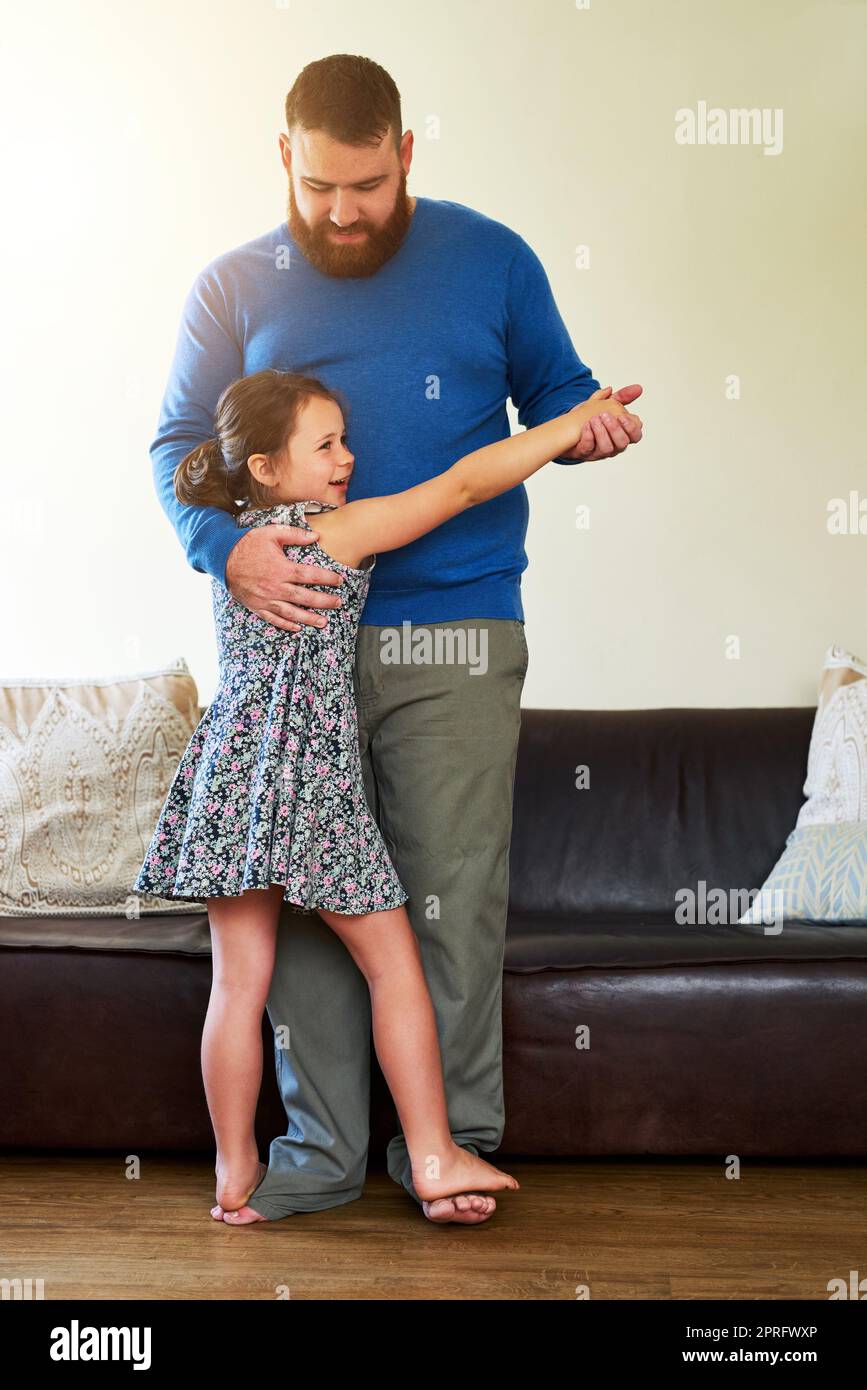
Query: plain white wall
2 0 864 708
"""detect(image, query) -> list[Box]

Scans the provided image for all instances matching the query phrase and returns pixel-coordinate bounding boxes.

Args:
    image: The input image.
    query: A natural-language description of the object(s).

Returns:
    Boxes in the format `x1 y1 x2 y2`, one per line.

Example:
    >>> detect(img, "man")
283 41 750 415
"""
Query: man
152 54 643 1226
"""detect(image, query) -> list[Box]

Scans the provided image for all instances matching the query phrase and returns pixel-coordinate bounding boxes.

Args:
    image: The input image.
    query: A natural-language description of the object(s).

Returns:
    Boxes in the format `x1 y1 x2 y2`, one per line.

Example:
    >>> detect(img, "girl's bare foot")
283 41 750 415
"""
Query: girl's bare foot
413 1145 519 1222
210 1158 268 1224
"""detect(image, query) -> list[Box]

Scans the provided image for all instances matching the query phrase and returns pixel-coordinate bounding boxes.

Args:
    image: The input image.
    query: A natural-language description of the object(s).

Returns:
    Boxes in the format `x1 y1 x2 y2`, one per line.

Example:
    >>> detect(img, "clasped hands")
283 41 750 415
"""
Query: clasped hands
562 383 644 461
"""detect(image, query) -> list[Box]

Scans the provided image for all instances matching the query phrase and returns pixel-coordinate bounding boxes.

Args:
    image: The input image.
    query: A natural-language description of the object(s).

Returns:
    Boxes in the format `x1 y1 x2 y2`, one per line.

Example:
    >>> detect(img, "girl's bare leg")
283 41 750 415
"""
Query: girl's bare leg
217 900 519 1228
202 883 283 1219
317 903 519 1210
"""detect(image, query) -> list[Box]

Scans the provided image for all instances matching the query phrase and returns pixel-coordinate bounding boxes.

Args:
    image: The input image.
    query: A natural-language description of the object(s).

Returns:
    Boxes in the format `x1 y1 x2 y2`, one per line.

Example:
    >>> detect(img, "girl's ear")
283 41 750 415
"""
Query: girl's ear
246 452 270 486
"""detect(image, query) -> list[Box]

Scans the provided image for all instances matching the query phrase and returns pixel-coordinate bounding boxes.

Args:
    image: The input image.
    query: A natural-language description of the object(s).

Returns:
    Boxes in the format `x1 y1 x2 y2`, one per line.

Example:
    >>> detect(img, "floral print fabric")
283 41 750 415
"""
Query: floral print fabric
134 501 409 916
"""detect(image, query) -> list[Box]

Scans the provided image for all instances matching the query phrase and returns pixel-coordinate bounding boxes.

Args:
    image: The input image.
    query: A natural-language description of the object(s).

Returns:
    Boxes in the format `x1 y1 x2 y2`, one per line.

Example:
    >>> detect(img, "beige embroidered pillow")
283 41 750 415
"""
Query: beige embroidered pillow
0 658 207 917
795 644 867 827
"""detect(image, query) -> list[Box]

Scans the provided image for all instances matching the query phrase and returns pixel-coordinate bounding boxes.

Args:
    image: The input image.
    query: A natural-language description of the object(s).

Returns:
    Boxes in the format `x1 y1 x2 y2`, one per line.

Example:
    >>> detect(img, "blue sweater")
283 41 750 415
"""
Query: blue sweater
151 196 599 624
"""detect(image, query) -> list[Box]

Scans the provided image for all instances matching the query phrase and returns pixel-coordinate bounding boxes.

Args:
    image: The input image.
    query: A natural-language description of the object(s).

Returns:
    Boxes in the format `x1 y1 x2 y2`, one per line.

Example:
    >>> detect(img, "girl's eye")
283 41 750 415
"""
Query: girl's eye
320 436 348 451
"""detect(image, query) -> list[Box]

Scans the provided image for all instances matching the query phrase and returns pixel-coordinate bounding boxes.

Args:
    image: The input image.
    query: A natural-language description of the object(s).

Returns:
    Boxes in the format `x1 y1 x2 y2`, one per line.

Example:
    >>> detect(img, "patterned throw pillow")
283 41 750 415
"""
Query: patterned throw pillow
0 658 206 917
737 823 867 925
737 645 867 925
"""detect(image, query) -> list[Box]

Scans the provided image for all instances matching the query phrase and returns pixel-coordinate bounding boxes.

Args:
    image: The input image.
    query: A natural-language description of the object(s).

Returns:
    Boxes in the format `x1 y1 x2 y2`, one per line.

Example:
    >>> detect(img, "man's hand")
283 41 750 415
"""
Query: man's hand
225 525 345 633
559 383 644 462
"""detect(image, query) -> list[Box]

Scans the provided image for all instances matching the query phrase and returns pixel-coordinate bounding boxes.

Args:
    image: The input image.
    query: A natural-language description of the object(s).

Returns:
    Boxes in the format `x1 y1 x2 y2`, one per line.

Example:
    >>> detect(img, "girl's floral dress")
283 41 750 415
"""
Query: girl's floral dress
134 501 409 917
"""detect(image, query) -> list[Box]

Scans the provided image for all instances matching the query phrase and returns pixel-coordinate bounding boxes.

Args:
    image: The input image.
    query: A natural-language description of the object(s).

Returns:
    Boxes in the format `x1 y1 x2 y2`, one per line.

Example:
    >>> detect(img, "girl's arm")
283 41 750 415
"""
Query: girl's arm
317 389 635 565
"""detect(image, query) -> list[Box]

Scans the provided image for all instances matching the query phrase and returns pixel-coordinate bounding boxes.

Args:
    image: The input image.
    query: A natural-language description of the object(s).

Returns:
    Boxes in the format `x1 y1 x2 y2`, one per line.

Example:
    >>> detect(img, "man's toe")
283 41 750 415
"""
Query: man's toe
422 1194 496 1224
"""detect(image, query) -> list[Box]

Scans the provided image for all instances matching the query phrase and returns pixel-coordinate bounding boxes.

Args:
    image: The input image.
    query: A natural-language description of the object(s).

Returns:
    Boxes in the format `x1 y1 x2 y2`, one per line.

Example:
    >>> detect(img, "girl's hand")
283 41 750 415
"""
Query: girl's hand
569 387 628 426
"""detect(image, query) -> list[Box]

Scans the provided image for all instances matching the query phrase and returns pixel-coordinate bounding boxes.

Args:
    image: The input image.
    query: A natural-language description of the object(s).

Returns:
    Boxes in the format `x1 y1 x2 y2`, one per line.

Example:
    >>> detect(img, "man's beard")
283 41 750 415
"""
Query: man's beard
286 169 415 279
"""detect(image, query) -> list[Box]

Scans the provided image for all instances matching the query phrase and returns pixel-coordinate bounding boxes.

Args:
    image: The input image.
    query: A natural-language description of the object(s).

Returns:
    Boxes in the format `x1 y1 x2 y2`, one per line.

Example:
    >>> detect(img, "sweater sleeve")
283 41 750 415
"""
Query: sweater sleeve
504 237 600 466
149 267 252 587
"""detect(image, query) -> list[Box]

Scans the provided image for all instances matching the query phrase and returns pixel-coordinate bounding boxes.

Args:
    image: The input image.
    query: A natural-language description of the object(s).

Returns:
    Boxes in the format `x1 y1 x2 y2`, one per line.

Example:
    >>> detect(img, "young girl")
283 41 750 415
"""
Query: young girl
134 368 636 1224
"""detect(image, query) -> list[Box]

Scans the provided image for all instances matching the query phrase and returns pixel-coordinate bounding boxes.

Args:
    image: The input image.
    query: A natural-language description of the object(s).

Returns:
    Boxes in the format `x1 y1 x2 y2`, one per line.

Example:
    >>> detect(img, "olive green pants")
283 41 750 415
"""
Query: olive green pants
246 618 528 1219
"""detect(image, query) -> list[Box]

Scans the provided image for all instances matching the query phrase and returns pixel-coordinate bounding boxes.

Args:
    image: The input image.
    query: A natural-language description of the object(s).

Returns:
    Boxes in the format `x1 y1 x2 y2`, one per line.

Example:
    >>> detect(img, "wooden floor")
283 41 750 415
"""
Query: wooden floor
3 1153 865 1300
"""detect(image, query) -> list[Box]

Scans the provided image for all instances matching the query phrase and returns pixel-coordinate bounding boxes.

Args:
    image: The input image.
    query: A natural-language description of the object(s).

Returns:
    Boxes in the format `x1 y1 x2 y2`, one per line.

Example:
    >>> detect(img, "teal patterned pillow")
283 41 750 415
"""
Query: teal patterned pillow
737 823 867 925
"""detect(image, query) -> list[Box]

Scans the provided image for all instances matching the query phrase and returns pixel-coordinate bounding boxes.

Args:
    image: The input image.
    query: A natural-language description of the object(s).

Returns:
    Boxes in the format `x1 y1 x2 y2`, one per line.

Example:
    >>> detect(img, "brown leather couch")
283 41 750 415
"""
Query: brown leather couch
3 705 866 1157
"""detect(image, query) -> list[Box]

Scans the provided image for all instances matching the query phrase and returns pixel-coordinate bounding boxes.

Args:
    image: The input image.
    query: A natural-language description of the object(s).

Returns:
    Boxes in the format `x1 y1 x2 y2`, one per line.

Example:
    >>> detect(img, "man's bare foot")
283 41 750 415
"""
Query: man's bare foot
210 1158 268 1224
212 1198 269 1225
413 1145 519 1224
422 1193 498 1224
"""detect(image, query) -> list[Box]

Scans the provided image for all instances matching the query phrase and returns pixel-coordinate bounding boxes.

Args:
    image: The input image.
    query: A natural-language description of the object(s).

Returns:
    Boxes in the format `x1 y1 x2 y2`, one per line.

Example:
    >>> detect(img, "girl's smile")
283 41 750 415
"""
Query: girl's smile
328 468 352 497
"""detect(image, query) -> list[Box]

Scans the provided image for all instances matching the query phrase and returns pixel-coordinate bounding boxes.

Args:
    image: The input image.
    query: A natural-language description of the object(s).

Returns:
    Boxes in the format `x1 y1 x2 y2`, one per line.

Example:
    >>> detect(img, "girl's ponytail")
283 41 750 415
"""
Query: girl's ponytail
174 437 234 509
